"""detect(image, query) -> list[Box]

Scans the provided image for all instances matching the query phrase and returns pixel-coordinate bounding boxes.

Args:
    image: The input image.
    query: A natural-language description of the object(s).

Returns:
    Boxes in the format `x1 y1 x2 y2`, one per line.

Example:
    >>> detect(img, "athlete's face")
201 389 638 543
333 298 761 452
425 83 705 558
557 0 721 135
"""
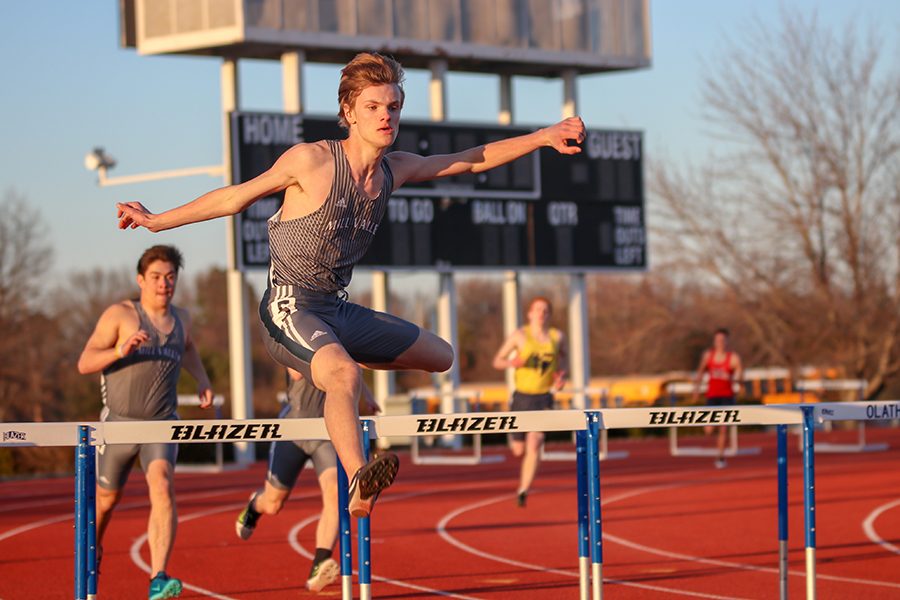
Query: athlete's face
137 260 178 309
346 84 402 148
527 300 551 329
713 332 728 351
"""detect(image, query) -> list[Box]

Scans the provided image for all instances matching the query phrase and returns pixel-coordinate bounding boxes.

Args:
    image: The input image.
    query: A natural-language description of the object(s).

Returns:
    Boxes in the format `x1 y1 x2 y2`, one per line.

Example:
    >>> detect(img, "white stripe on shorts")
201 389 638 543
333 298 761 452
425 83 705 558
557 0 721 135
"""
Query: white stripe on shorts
272 286 314 352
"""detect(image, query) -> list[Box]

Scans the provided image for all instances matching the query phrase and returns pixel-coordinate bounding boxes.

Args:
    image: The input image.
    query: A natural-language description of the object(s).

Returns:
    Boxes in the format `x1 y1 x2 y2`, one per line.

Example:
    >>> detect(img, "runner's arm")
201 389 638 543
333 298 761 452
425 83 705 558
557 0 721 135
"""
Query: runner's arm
492 331 524 370
693 351 710 400
732 353 744 388
116 146 305 232
77 304 145 374
179 310 214 409
387 117 585 187
553 332 569 390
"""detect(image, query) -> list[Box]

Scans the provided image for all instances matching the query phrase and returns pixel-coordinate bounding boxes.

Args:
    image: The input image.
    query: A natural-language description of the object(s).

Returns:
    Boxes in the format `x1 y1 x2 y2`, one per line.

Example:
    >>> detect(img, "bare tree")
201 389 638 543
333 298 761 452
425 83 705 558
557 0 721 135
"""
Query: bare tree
652 10 900 396
0 189 54 421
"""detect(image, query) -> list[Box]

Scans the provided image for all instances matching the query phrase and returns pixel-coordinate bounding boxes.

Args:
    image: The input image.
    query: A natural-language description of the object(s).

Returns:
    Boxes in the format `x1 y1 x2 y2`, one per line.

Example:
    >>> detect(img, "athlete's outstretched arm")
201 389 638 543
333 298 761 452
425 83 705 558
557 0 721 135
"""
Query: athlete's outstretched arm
387 117 585 187
179 309 214 409
116 146 305 232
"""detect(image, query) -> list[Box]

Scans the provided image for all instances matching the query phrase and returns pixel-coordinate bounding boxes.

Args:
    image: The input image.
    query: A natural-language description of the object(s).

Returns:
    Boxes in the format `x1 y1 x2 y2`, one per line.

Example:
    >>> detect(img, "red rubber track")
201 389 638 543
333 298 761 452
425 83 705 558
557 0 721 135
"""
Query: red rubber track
1 428 898 599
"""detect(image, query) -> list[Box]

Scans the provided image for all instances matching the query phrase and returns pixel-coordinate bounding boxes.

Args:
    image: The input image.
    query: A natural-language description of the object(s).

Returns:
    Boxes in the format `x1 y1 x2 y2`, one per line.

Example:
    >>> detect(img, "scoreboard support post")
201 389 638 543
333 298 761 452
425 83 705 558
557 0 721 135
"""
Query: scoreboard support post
222 58 255 466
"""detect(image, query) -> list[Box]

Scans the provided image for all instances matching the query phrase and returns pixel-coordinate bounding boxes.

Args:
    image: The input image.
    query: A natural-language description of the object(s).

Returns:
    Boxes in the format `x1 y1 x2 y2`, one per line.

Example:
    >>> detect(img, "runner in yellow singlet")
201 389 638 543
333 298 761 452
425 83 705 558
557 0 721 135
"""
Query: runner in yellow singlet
492 297 568 507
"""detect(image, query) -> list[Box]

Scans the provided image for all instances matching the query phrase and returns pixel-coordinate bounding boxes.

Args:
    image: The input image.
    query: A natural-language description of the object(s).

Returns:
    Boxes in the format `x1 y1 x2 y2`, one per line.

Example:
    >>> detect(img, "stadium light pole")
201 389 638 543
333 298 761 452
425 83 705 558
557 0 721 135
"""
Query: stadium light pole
84 147 225 186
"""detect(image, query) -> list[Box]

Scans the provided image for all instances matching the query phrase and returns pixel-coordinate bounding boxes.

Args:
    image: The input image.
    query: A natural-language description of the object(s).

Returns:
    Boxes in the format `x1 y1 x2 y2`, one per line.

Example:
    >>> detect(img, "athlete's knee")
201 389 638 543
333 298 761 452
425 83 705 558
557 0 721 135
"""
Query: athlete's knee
314 350 361 392
420 335 454 372
96 486 121 511
145 465 175 503
527 433 545 453
433 339 454 372
510 440 525 457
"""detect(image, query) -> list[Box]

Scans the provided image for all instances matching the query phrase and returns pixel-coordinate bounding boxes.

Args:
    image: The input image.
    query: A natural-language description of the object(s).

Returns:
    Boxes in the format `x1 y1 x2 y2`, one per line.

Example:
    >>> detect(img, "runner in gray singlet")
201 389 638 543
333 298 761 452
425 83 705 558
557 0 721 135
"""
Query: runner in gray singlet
116 52 585 519
232 369 378 593
98 300 185 489
78 245 213 600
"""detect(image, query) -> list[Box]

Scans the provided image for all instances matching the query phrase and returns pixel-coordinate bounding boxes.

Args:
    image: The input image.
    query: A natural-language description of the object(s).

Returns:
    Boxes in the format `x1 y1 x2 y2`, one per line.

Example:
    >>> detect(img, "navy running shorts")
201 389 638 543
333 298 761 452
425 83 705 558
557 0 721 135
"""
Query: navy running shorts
259 285 420 384
508 391 554 441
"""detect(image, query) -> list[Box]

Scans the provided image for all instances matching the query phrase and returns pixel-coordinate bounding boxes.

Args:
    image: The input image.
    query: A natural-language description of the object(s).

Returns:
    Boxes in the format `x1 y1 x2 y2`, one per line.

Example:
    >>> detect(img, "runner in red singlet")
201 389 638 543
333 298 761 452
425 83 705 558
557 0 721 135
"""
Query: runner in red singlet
693 328 743 468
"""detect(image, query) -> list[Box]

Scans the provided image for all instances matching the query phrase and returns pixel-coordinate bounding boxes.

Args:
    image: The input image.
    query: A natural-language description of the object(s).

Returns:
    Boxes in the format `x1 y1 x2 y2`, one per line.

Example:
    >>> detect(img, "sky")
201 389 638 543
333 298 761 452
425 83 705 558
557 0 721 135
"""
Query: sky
0 1 897 297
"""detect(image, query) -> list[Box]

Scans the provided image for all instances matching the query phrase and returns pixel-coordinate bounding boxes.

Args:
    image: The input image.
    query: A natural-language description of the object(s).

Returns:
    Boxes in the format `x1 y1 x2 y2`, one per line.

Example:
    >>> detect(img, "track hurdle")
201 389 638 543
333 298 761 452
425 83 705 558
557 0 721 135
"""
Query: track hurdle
590 404 808 599
797 380 888 453
665 382 761 458
363 409 593 600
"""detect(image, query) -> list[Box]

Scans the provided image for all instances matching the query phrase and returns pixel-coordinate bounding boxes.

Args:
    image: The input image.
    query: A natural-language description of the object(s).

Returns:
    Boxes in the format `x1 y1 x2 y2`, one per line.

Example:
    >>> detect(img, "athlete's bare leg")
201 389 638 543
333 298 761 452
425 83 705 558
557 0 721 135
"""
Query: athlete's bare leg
716 426 729 458
362 328 453 372
253 481 289 515
96 485 123 546
316 468 339 550
145 459 176 576
518 432 545 493
311 344 366 476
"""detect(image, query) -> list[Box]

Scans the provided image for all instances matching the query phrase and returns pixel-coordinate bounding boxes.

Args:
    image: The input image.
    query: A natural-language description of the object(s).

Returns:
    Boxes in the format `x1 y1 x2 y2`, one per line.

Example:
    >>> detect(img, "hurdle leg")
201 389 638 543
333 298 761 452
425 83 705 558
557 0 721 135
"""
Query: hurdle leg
337 461 353 600
586 415 603 600
358 422 372 600
74 426 89 600
776 425 788 600
86 438 97 600
801 408 817 600
576 430 590 600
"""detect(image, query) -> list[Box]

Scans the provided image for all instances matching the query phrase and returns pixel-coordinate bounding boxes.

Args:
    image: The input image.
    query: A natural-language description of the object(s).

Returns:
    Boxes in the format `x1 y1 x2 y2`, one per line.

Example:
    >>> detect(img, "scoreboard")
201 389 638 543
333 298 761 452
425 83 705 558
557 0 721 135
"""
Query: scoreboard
231 112 646 271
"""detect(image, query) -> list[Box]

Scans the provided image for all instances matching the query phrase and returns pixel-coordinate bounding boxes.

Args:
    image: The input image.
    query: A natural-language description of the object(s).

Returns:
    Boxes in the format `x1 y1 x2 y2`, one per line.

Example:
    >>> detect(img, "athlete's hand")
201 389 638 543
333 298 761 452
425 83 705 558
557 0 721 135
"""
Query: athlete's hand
552 371 567 392
117 202 157 231
117 330 149 358
360 384 382 416
542 117 585 155
508 355 526 368
198 387 214 410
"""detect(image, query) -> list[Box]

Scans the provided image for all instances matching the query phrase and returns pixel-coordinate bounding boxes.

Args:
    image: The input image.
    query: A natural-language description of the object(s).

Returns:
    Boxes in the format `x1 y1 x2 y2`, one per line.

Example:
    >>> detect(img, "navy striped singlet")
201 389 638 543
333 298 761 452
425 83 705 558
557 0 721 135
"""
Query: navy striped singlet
267 140 394 293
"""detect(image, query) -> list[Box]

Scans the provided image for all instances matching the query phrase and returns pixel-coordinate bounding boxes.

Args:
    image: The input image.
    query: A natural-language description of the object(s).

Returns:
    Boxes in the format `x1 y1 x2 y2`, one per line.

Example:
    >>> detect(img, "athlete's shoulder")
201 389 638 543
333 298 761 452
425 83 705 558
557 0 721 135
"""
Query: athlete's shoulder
384 150 419 168
277 139 333 171
95 299 137 328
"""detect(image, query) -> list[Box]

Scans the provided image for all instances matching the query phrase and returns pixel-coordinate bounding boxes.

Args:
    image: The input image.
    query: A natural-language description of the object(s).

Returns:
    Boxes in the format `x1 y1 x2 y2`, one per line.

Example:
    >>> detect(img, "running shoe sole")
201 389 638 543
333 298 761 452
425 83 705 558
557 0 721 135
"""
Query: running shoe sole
348 454 399 518
306 558 341 592
149 577 182 600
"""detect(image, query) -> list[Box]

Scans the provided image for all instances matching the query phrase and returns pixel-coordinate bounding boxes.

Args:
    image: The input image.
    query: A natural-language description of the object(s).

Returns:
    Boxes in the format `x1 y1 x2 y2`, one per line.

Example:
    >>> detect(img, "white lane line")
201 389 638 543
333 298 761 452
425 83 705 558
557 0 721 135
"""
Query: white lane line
437 485 751 600
862 498 900 556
